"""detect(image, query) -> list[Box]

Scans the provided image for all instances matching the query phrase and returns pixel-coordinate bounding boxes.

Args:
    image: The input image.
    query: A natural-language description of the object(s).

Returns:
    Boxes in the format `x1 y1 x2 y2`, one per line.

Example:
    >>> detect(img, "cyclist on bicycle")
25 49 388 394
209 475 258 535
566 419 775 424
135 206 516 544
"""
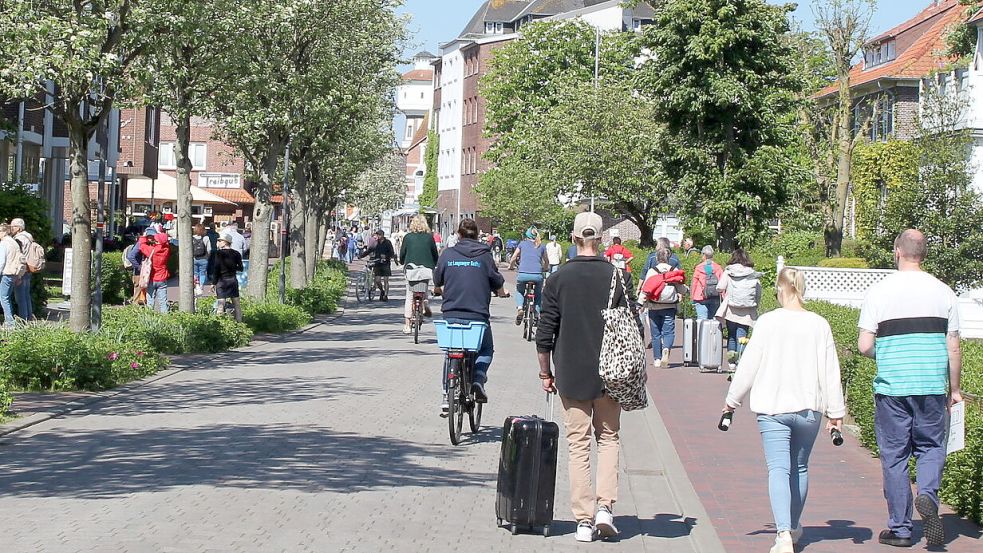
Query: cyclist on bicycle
509 227 548 326
433 218 509 413
359 229 395 301
399 215 439 334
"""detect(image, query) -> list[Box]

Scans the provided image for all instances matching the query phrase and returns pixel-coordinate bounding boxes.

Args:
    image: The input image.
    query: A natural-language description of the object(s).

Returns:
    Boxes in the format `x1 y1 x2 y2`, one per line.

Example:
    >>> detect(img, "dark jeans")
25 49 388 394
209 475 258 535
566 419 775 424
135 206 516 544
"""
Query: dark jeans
874 394 947 539
726 320 749 353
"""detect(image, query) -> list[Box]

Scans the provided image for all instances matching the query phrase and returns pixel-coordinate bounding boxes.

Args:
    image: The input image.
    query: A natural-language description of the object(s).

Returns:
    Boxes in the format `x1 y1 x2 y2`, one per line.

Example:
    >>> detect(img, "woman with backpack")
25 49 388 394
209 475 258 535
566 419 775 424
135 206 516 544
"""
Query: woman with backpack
639 248 687 368
690 245 723 320
715 248 763 371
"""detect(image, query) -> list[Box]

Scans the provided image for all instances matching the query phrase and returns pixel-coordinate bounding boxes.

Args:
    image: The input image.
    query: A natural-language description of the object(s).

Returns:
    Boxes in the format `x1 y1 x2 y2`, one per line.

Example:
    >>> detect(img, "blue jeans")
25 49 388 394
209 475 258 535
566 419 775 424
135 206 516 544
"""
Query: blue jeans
147 281 169 313
14 272 32 320
0 275 15 328
648 308 676 352
757 409 822 533
726 320 749 353
193 258 209 287
515 272 544 312
442 318 494 388
875 394 947 539
694 298 720 321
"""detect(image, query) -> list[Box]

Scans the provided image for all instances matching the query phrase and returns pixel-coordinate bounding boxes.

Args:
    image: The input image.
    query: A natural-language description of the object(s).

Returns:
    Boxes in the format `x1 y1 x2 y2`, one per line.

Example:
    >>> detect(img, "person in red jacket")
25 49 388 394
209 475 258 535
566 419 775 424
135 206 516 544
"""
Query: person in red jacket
138 228 172 313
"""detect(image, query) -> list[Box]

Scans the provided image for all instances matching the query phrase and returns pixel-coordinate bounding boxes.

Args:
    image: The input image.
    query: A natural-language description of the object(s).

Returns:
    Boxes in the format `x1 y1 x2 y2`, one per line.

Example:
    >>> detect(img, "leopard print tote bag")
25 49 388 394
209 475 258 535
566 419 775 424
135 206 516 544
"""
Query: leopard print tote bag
598 268 649 411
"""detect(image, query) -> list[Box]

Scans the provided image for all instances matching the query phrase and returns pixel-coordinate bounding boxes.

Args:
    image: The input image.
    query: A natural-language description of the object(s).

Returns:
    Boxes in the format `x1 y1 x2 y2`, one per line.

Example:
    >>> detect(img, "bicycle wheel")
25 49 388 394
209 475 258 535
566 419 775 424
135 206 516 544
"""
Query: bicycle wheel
354 279 362 302
469 401 482 433
446 360 464 445
525 303 535 342
367 274 375 302
523 300 531 341
413 308 420 344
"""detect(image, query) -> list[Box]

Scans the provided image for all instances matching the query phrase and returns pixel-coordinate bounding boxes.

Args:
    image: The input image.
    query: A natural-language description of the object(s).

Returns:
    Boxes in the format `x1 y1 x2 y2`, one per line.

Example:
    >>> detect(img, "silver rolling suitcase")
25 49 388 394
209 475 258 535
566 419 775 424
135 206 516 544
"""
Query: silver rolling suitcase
684 319 723 372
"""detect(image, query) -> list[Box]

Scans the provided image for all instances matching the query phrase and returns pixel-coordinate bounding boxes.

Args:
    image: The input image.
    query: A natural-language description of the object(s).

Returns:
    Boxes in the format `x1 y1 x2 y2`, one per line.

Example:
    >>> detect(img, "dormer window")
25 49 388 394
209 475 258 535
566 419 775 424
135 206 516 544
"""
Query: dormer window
864 40 896 68
484 21 504 35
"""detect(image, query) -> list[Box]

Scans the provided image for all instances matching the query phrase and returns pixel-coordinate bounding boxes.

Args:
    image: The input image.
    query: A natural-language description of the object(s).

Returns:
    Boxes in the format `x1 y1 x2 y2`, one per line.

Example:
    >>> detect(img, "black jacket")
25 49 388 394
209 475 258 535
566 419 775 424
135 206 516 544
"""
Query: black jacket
536 257 640 401
433 239 505 321
211 248 243 281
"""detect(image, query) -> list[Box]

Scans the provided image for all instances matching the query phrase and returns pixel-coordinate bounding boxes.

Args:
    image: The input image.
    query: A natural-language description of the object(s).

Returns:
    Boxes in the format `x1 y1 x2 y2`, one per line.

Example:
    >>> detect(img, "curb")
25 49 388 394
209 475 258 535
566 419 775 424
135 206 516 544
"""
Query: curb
0 270 358 438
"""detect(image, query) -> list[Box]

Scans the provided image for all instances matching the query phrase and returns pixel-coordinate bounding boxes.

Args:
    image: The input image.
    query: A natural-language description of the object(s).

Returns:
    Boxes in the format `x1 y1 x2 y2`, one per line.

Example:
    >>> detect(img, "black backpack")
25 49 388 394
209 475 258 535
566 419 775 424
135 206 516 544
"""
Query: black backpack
192 237 207 259
703 262 720 299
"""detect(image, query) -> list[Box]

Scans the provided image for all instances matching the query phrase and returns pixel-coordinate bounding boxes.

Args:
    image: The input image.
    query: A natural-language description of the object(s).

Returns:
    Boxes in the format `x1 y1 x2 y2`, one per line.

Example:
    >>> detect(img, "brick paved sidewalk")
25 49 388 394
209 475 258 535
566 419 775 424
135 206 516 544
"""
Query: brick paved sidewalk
0 271 724 553
648 341 982 552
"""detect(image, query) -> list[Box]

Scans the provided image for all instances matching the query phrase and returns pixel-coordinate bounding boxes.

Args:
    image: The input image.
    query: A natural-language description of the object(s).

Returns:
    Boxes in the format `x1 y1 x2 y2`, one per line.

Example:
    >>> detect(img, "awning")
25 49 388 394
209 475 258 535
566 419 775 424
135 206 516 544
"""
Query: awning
126 174 236 205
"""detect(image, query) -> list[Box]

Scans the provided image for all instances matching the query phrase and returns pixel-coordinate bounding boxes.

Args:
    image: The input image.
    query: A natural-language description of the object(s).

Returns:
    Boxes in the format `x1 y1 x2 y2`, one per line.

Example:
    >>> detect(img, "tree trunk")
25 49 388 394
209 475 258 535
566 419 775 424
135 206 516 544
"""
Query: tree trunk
317 214 329 262
829 74 853 257
174 115 195 312
289 160 308 289
67 128 93 333
245 143 283 299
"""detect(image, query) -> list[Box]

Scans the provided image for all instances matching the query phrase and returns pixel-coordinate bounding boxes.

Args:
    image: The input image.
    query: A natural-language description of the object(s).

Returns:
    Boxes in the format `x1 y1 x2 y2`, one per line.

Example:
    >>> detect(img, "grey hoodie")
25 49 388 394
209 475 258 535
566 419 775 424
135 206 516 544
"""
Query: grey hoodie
719 264 763 308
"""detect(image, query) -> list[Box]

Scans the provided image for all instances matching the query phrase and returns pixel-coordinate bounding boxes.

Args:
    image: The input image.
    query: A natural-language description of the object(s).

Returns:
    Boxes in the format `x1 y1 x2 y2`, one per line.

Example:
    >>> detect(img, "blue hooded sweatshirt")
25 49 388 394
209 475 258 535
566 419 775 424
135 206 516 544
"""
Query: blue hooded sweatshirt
433 238 505 321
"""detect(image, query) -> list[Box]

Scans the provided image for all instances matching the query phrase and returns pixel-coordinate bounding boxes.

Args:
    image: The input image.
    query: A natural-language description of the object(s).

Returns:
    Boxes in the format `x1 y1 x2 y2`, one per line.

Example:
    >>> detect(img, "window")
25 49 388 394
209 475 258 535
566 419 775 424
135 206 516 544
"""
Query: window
853 93 894 142
864 40 896 69
159 142 207 169
632 19 643 32
485 21 504 34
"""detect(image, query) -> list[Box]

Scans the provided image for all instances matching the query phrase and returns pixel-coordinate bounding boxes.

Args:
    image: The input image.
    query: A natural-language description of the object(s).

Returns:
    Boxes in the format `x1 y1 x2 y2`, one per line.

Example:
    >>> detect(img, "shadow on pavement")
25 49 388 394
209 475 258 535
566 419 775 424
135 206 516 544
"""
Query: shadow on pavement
0 423 491 499
190 345 432 366
794 520 873 549
93 376 375 417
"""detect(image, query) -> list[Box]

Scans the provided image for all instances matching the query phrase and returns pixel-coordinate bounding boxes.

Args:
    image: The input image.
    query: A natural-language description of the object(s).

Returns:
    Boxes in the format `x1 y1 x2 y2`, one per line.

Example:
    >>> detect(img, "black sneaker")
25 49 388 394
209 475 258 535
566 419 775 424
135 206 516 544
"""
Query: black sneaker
916 494 944 546
472 382 488 403
515 311 523 325
878 529 913 547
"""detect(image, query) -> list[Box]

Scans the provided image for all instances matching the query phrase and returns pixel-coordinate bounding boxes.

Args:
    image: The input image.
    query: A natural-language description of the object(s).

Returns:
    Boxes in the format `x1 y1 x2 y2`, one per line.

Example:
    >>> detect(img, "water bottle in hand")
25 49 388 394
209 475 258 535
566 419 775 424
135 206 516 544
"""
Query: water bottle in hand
830 428 844 446
718 411 734 432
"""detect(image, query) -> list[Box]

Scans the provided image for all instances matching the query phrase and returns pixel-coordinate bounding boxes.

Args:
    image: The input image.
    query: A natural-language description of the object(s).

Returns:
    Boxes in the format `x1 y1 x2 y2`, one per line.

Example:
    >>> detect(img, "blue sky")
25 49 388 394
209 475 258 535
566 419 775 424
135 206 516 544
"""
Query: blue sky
397 0 936 59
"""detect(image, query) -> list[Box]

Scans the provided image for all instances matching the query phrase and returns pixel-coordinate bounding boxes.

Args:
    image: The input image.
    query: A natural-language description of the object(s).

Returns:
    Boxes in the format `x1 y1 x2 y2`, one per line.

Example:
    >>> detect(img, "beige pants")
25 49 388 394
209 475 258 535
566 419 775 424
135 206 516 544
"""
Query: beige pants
404 281 430 319
561 393 621 522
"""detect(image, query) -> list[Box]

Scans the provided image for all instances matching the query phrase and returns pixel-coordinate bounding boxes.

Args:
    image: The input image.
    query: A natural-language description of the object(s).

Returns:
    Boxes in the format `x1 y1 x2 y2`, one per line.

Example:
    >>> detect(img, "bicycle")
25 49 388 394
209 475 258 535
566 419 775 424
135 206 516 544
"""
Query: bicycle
355 262 375 303
520 280 538 342
435 320 486 445
409 280 429 344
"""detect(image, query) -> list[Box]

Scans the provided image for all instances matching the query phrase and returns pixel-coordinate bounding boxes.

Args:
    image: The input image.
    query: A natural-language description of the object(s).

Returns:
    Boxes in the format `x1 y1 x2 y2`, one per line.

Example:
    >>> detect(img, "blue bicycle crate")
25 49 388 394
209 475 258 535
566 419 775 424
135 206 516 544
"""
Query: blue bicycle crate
433 320 487 351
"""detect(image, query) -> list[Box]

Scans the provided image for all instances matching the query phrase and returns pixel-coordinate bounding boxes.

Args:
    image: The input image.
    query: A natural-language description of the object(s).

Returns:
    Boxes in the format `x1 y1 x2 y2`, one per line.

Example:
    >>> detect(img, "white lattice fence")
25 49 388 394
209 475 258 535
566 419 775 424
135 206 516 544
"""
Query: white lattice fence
778 257 983 339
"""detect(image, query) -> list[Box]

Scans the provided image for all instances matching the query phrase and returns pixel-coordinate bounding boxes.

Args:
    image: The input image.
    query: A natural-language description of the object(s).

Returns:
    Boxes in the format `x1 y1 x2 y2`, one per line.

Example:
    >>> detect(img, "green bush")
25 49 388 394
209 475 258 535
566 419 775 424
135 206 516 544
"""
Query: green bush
265 259 348 316
97 252 134 306
101 306 252 355
817 257 870 269
0 366 11 420
0 323 165 391
242 301 312 334
0 183 54 246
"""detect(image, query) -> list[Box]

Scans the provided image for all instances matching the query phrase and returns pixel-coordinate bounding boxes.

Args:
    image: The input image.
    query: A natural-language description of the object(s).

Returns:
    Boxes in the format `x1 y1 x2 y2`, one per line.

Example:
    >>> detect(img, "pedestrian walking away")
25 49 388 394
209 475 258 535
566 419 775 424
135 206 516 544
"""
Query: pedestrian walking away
643 237 682 273
858 229 962 548
545 235 563 274
359 229 395 301
192 224 212 295
399 215 439 334
509 227 547 326
0 223 22 328
638 248 687 367
723 267 846 553
9 218 36 320
433 218 509 413
138 228 172 314
691 245 723 321
211 236 244 322
536 211 641 543
715 248 762 371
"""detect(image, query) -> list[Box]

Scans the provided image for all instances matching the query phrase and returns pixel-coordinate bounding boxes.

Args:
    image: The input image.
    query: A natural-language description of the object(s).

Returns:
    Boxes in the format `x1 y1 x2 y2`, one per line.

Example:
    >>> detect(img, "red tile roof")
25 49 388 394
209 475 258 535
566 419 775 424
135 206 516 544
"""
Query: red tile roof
970 7 983 24
207 188 255 205
402 69 433 82
816 0 964 98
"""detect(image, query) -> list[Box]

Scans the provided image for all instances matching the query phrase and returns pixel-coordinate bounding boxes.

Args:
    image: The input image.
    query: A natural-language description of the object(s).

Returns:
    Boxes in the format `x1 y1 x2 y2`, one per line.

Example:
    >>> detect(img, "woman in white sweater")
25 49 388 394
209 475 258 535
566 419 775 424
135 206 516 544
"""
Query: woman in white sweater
722 268 846 553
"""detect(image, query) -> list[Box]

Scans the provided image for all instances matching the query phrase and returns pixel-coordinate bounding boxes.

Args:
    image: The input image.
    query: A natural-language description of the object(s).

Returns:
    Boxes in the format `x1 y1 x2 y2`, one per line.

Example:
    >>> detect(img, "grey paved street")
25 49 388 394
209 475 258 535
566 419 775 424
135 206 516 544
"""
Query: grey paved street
0 274 722 553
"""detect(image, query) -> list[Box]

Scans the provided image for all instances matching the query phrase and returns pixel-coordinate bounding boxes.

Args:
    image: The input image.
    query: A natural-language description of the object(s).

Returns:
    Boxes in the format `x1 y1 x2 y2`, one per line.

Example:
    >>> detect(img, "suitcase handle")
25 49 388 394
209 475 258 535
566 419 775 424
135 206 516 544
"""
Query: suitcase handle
546 392 554 423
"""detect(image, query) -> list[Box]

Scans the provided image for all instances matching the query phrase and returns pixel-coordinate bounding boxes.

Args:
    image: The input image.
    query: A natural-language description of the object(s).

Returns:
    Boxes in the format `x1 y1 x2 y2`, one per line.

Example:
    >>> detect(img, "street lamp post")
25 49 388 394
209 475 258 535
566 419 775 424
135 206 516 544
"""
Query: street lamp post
279 137 292 305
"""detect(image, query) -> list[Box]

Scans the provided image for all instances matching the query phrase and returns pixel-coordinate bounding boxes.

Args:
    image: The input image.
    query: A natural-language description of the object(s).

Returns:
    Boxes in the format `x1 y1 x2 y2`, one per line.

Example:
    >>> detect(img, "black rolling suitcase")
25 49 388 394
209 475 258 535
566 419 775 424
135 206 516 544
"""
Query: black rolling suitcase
496 394 559 537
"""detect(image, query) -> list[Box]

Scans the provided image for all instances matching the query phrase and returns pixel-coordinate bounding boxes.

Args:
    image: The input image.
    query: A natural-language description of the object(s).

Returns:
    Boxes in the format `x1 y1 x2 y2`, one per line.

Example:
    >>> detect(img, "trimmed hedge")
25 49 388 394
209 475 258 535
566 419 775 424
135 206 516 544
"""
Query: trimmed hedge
817 257 870 269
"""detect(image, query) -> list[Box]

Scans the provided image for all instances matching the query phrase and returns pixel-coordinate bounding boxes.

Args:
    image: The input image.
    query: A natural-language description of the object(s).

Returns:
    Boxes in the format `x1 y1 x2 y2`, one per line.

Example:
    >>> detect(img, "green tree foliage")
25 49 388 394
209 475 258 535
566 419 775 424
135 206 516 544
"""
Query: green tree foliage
0 0 158 331
638 0 803 248
476 160 568 235
0 183 53 247
419 128 439 208
857 81 983 291
850 140 919 241
946 0 983 59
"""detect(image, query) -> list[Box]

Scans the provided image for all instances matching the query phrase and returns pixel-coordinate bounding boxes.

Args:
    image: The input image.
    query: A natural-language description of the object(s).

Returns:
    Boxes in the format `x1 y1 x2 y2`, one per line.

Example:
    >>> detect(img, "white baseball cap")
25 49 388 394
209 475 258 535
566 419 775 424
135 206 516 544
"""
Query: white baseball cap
572 212 603 239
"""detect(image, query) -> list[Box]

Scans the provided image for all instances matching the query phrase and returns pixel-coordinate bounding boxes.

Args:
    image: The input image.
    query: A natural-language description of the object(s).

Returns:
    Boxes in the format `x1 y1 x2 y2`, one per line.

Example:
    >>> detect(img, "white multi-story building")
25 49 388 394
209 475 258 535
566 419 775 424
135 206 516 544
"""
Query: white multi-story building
396 51 437 150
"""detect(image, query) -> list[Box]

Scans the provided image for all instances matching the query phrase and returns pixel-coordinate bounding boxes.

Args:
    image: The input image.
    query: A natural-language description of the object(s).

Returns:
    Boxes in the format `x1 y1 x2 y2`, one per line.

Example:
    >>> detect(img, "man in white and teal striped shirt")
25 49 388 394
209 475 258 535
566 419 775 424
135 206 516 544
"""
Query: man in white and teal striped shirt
858 229 962 548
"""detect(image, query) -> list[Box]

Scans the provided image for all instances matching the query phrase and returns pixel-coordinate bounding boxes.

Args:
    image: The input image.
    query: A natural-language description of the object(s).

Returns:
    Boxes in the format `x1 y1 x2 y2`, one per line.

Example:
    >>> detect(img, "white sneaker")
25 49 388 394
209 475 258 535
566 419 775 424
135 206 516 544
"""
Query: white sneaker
661 348 670 367
402 324 411 335
769 531 794 553
595 505 618 538
575 520 595 542
439 395 449 417
653 358 662 368
790 526 803 544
